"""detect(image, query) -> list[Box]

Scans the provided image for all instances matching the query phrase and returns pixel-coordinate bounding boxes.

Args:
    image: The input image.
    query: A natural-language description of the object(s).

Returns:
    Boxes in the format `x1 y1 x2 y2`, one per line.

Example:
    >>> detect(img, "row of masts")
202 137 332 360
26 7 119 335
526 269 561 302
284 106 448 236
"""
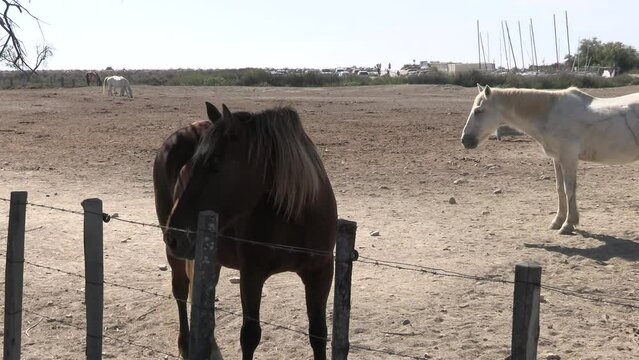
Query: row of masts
476 11 571 72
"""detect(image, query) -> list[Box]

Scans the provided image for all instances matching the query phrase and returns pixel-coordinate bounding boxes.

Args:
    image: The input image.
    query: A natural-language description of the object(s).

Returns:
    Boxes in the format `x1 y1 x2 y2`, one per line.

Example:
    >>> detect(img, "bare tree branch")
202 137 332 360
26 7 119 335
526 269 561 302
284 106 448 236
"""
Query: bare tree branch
0 0 53 73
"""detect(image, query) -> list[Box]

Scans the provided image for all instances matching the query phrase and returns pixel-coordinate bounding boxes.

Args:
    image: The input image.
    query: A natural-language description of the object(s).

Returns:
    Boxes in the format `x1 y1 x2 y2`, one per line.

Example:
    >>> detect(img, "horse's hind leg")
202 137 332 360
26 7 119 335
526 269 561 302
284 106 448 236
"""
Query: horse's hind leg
300 266 333 360
239 270 266 360
558 155 579 235
550 159 567 229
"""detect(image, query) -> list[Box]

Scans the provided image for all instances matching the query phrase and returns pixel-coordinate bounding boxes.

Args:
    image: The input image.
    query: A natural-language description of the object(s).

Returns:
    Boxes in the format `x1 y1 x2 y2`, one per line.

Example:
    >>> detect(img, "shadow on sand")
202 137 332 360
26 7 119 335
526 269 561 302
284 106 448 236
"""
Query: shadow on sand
524 230 639 262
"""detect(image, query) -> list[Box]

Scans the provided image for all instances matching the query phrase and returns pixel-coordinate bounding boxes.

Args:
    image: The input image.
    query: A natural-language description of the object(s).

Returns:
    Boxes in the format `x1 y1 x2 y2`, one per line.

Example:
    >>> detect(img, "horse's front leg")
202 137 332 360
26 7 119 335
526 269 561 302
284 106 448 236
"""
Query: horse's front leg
239 270 266 360
558 155 579 235
300 266 333 360
550 158 567 229
166 250 191 358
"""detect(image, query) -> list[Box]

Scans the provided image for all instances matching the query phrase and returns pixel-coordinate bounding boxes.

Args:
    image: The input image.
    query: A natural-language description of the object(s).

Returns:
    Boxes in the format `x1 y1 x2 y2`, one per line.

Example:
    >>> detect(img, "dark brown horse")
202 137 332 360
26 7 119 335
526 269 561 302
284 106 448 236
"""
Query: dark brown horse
155 103 337 359
85 71 102 86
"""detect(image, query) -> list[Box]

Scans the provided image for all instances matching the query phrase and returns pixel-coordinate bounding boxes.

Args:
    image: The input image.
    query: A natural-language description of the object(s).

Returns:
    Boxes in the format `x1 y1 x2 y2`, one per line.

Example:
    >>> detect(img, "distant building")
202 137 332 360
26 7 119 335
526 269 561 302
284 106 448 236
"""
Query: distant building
423 61 495 74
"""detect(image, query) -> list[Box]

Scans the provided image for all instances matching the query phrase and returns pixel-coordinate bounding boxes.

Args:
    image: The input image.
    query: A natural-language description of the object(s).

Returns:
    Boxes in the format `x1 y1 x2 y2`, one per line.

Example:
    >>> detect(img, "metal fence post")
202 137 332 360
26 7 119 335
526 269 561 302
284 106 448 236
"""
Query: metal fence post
189 211 223 360
511 261 542 360
3 191 27 360
332 219 357 360
82 198 104 360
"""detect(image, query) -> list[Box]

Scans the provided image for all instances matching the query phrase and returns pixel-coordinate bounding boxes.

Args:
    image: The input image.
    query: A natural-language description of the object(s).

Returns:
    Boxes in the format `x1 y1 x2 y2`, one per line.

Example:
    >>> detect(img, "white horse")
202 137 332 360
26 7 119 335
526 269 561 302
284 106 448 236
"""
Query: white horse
103 75 133 98
461 84 639 235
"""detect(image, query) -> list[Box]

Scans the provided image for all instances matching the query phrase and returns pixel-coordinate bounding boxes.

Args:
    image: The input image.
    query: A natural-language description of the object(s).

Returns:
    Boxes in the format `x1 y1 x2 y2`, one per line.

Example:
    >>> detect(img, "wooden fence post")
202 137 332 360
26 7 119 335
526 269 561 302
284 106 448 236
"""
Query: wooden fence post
511 261 542 360
3 191 27 360
82 198 104 360
189 211 223 360
332 219 357 360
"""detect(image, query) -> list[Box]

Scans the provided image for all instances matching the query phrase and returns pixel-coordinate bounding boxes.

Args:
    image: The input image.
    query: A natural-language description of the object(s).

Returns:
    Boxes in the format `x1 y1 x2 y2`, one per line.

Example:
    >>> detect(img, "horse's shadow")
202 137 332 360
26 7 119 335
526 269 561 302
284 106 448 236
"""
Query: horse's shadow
524 230 639 262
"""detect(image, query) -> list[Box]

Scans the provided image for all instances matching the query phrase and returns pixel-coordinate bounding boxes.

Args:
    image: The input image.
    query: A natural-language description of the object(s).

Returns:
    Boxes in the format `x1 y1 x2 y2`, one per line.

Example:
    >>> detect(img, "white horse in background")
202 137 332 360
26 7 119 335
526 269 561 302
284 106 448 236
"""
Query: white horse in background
103 75 133 98
461 84 639 235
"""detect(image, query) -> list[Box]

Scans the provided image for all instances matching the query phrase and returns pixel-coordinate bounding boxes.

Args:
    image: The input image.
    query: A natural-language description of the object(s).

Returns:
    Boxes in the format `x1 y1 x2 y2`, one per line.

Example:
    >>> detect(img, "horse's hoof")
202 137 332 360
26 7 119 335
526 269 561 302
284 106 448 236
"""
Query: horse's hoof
549 220 564 230
558 224 575 235
550 218 566 230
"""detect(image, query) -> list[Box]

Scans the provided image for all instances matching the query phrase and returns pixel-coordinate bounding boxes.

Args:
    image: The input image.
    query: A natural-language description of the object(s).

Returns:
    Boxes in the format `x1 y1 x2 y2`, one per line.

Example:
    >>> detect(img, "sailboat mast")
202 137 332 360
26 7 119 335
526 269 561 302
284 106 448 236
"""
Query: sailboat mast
518 20 525 70
501 21 510 69
505 21 518 70
530 18 539 70
477 20 482 69
553 13 560 70
480 33 488 69
565 11 571 65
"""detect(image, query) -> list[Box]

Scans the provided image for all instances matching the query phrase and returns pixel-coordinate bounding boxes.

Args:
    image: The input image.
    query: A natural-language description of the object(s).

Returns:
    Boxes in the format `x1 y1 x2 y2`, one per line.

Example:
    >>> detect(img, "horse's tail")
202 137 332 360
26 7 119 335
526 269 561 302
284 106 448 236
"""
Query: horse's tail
102 77 107 94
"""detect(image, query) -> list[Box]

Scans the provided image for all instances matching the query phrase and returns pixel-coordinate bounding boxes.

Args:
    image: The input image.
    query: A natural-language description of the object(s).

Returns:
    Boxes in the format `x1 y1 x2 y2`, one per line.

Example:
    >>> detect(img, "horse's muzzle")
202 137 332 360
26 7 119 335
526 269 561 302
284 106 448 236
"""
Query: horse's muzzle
164 230 195 260
461 134 478 149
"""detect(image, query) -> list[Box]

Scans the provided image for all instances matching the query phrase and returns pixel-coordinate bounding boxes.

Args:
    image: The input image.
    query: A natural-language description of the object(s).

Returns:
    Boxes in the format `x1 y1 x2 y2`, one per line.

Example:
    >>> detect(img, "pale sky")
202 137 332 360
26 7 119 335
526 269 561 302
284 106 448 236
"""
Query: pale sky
6 0 639 70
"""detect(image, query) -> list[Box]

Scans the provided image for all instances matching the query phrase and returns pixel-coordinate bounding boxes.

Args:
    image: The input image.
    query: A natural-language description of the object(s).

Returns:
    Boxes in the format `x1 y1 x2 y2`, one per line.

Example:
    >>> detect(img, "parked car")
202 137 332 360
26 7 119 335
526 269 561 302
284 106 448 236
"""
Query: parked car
358 71 369 77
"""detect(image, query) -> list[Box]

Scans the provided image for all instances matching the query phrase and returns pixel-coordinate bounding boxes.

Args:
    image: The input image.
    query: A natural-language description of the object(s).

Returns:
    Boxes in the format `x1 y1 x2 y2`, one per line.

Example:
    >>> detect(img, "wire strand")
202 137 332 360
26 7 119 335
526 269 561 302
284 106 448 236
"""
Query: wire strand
0 197 333 256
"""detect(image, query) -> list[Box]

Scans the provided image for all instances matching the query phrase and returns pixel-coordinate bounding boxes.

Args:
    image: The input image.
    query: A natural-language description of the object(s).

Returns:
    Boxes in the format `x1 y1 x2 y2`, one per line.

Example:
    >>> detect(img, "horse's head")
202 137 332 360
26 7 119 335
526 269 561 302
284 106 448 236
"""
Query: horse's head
165 104 270 259
461 84 501 149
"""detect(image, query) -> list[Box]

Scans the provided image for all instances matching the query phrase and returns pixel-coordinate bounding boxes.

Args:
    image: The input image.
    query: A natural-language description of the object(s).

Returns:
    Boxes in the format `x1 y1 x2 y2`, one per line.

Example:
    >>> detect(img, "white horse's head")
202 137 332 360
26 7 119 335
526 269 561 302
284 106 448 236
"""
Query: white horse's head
461 84 501 149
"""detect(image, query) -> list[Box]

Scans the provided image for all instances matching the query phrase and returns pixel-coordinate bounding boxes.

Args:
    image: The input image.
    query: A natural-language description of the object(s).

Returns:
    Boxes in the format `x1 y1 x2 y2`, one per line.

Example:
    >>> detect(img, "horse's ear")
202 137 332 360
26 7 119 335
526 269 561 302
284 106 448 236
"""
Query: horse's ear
484 85 492 97
476 83 485 93
222 104 232 120
205 102 221 123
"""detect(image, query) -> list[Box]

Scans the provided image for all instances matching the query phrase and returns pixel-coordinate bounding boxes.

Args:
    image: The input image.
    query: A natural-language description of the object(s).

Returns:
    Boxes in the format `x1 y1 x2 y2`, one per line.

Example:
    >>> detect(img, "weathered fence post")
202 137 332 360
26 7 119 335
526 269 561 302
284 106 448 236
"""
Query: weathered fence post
332 219 357 360
189 211 223 360
3 191 27 360
511 261 542 360
82 198 104 360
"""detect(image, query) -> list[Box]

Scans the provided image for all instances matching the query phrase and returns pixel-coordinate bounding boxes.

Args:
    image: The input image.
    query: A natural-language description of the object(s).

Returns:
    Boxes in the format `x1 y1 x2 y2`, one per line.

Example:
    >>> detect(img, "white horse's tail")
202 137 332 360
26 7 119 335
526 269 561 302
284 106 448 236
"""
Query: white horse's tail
102 77 107 94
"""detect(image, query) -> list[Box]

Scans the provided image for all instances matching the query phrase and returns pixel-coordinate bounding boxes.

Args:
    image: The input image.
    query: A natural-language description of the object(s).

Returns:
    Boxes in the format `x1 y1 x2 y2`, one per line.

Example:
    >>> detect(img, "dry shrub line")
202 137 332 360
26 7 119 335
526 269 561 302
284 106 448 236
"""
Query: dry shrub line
10 306 180 359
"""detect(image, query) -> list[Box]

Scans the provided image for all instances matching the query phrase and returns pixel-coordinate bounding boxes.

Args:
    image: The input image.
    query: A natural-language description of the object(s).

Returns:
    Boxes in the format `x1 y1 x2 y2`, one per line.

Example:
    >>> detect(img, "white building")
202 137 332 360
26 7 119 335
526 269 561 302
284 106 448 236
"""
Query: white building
425 61 496 74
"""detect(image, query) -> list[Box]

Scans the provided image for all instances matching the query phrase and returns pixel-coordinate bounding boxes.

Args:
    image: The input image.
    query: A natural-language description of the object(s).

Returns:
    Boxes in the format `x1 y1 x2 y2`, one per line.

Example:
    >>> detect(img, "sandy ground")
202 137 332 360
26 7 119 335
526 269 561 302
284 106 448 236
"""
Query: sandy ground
0 84 638 359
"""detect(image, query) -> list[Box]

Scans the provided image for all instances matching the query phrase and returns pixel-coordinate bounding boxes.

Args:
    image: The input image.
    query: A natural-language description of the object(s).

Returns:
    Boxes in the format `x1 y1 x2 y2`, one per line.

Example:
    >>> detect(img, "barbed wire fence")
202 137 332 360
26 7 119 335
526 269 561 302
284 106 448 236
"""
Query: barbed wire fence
1 195 638 359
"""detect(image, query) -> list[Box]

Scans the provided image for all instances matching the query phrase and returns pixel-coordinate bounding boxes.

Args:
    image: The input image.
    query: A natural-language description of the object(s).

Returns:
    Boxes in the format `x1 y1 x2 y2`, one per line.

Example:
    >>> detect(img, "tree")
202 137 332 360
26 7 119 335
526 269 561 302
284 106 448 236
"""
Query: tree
572 37 639 73
0 0 53 73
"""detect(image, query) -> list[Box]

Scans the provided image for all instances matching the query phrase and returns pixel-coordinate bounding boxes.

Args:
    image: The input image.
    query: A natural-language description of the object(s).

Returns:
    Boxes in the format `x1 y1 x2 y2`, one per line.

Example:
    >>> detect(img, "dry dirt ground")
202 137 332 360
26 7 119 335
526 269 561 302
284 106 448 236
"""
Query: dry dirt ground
1 84 638 360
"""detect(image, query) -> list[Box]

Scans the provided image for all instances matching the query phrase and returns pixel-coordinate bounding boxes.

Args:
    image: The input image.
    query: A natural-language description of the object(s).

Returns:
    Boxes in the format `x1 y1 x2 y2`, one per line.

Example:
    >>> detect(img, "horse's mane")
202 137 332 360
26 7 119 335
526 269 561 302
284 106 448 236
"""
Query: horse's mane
491 87 594 118
253 107 326 219
197 106 326 220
